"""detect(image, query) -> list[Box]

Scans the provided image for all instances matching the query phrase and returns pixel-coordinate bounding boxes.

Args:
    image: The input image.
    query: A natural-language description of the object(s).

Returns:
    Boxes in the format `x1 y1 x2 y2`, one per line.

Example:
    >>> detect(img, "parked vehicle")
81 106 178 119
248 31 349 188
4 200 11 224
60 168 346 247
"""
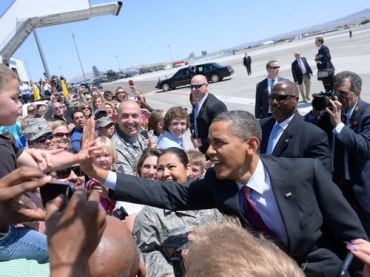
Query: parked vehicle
155 62 234 91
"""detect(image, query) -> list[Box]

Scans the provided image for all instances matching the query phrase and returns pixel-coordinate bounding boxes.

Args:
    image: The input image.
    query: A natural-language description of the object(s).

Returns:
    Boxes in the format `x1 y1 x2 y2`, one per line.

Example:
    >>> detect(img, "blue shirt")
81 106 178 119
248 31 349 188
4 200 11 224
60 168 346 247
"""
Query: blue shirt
157 131 183 150
70 128 83 152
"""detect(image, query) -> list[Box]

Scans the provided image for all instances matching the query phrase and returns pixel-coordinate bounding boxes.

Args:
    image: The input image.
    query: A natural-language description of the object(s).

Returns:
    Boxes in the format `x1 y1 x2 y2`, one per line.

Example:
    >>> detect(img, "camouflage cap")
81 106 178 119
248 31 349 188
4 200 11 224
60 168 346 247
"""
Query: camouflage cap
22 118 53 142
96 116 114 128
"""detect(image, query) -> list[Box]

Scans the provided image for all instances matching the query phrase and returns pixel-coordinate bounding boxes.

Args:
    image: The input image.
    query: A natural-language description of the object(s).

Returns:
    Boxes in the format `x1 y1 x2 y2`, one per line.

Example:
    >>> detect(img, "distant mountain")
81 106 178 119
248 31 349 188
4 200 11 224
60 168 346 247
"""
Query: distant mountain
235 8 370 49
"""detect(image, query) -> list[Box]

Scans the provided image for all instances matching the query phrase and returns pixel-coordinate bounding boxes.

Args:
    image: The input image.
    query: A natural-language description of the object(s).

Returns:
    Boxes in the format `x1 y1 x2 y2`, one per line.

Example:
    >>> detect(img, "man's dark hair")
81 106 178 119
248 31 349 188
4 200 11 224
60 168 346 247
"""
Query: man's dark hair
213 110 262 143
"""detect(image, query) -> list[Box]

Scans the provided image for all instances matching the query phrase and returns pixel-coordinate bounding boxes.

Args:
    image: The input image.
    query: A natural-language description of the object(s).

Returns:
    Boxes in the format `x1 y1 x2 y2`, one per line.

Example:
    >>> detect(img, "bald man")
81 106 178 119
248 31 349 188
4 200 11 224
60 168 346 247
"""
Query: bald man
190 75 227 154
111 100 147 175
259 80 331 173
89 216 145 277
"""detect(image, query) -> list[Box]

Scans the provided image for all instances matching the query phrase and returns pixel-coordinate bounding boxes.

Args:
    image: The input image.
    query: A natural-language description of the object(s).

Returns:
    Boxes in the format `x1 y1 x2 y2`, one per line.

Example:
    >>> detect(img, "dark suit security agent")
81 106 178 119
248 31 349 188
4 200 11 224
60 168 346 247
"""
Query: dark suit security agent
255 60 288 119
291 51 313 102
81 110 368 277
189 74 227 154
259 80 331 173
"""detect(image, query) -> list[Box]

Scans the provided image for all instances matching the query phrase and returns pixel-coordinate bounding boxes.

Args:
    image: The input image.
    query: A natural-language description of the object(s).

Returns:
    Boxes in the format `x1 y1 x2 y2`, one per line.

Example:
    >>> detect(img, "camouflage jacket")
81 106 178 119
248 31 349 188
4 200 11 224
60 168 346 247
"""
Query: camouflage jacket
133 206 223 277
111 128 147 175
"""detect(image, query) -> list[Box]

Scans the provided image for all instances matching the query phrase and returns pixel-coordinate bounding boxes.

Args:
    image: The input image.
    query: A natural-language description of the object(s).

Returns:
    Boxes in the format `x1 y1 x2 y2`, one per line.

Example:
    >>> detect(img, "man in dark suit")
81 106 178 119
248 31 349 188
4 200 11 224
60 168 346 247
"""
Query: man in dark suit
255 60 288 119
260 80 331 173
314 36 335 71
81 110 367 277
243 52 252 75
306 71 370 238
189 74 227 154
291 52 313 102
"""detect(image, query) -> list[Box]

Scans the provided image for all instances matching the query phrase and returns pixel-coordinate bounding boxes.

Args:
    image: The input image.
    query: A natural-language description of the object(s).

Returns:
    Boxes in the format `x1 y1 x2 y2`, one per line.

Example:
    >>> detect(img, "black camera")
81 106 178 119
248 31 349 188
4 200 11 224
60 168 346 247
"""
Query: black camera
312 91 339 111
109 206 129 220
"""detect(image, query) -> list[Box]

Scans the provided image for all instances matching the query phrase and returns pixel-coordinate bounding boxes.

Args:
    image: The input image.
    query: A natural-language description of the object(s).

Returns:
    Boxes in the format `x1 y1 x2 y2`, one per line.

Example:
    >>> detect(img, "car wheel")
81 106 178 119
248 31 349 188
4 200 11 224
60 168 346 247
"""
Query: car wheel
162 83 170 91
211 74 220 83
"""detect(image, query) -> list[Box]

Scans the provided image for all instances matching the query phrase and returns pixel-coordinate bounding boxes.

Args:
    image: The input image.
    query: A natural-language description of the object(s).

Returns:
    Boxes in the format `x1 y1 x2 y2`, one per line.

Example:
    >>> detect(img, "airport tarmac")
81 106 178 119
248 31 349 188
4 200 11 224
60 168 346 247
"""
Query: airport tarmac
103 25 370 148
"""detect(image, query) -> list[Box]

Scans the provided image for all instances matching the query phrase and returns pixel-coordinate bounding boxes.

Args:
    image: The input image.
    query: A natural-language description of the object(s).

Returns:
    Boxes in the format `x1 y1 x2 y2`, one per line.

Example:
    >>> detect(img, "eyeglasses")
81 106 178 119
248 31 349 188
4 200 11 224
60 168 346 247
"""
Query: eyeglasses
53 106 63 110
190 83 206 89
269 66 280 69
33 133 54 144
55 166 84 179
269 94 296 102
54 132 70 138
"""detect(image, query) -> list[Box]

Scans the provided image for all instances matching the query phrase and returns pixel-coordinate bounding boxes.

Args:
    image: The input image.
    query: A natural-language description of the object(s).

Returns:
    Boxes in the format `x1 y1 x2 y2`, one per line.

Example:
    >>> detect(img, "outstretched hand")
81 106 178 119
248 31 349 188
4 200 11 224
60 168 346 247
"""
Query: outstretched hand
0 166 51 229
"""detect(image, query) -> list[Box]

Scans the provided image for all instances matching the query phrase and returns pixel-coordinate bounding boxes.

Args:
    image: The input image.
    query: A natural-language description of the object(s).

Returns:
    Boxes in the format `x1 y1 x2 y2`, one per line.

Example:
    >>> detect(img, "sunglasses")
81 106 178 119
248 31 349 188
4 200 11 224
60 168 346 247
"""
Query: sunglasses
116 91 126 94
82 106 91 110
269 66 280 69
55 166 84 179
33 133 54 144
190 83 206 89
53 106 63 110
269 94 296 102
54 132 70 138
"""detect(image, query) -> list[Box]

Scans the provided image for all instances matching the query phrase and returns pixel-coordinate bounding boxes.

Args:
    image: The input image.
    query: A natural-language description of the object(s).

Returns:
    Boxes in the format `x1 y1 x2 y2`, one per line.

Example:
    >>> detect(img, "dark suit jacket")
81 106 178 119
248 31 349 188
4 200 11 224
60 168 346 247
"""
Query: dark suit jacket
191 93 227 154
260 112 331 173
243 56 252 67
291 57 313 84
305 99 370 213
255 77 288 119
315 44 335 70
110 156 367 276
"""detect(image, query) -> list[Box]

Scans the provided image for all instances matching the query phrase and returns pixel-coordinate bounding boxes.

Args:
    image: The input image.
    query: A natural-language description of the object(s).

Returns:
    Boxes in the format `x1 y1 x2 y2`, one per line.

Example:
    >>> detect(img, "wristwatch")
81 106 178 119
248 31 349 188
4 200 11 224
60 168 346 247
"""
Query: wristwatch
0 227 10 240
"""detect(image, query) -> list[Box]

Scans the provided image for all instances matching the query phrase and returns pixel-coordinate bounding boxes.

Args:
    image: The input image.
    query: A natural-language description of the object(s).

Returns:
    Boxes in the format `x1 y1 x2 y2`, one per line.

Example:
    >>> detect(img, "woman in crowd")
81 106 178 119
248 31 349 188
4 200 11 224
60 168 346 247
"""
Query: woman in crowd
136 148 162 180
104 102 117 122
115 86 128 103
157 106 189 150
49 120 71 150
78 102 92 119
85 136 117 213
132 147 223 277
148 109 166 147
92 95 105 111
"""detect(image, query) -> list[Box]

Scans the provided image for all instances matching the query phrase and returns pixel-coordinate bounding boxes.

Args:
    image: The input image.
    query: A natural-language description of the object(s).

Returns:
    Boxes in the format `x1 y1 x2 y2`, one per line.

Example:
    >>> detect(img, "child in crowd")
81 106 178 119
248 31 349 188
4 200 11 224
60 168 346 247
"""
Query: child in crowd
85 136 117 213
186 149 206 181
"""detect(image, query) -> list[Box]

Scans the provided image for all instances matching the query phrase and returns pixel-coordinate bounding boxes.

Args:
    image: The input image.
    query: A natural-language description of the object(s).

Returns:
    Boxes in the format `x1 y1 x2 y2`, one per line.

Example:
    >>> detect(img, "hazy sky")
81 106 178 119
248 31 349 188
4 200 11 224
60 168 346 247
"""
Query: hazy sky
0 0 369 81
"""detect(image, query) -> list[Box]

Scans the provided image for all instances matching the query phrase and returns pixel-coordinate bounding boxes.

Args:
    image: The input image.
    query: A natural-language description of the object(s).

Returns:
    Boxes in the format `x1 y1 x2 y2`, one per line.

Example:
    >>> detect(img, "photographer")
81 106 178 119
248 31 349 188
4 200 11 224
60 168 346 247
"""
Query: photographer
305 71 370 237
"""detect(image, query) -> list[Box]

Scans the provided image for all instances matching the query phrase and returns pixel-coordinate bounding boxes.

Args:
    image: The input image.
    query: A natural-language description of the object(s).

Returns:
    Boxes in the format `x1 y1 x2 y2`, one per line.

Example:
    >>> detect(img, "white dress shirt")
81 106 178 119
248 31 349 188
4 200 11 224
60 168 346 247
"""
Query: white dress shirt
237 159 287 245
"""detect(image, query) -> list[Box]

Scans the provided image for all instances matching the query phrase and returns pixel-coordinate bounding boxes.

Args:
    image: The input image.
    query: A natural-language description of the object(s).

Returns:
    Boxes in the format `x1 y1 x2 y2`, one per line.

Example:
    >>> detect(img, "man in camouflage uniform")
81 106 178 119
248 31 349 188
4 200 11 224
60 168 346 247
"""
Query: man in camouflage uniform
111 100 147 174
133 206 223 277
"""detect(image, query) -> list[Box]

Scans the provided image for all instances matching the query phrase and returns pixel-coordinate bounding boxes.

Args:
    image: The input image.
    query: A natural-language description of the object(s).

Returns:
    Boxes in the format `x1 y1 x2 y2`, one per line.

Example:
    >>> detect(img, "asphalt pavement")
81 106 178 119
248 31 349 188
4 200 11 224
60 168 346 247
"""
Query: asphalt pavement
102 24 370 149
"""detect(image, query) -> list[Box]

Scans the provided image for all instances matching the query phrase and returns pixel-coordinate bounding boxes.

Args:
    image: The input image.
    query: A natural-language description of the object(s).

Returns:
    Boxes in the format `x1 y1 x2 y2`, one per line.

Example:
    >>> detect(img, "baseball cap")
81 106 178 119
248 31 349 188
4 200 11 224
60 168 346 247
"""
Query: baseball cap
93 109 108 120
22 118 53 142
95 116 114 129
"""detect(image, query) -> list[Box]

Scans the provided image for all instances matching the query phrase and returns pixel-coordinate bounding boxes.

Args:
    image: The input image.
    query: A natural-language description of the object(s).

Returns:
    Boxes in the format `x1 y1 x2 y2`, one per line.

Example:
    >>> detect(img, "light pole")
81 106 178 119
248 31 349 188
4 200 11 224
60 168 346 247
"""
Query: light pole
24 60 33 81
58 66 62 76
168 44 173 65
71 32 86 81
115 55 121 73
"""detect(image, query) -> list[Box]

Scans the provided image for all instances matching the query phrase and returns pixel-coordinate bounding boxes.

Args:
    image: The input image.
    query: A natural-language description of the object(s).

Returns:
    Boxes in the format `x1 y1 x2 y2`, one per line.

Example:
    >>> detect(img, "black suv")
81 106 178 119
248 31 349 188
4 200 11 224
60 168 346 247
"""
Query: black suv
155 62 234 91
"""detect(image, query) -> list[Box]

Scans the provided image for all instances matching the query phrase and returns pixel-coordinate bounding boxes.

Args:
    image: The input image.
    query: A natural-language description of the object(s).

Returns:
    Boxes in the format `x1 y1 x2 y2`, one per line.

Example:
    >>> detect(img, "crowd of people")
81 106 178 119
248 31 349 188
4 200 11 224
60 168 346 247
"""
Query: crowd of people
1 34 370 277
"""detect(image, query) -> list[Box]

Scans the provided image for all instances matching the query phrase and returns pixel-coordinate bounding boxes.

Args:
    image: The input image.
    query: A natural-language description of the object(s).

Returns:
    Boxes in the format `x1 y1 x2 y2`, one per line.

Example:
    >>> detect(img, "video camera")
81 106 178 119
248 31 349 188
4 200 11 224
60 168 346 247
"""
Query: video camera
312 69 338 111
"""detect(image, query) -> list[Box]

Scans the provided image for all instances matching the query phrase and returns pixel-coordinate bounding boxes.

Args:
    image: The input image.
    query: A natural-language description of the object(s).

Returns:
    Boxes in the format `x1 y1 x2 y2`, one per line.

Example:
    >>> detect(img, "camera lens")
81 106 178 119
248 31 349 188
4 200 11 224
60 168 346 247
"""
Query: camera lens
312 96 330 111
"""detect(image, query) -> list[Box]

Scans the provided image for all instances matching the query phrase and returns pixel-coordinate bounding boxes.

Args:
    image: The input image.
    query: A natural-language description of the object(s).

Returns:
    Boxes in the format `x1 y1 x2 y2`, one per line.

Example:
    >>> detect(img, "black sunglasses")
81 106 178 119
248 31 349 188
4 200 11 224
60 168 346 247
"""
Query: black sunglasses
190 83 206 89
55 166 84 179
269 94 296 102
269 66 280 69
33 133 54 144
